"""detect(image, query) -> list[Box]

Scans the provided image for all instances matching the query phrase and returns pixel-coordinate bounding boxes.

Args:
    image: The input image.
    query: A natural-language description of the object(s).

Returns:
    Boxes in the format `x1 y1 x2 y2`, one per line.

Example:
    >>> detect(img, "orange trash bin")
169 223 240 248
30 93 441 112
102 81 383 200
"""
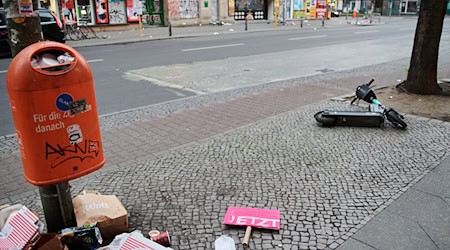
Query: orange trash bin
6 41 105 186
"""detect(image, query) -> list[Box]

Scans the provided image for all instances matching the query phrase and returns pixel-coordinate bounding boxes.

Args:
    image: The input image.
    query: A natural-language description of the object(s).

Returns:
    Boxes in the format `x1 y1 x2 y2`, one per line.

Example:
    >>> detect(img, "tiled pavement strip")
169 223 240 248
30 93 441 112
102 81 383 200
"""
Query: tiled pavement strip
1 19 450 249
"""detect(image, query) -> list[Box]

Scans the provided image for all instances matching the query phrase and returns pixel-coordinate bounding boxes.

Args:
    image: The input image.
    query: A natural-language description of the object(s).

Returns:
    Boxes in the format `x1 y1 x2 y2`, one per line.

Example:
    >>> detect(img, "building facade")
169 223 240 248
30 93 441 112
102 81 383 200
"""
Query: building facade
0 0 449 28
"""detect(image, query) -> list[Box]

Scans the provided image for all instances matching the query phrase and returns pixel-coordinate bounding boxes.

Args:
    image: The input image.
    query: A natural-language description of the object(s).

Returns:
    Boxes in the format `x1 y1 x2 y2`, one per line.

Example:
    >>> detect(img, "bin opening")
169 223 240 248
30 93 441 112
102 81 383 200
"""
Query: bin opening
31 50 76 72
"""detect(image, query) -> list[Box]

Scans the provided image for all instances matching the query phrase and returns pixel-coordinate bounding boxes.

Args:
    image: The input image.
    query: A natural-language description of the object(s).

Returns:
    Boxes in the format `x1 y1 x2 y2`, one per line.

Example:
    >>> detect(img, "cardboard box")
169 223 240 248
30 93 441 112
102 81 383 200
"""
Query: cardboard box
99 231 173 250
0 206 40 249
29 233 66 250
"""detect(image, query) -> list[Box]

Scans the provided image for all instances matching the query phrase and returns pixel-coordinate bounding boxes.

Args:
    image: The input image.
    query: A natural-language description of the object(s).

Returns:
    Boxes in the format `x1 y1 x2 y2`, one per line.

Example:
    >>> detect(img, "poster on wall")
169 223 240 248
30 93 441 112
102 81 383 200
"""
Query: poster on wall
293 0 303 10
108 0 127 23
95 0 109 23
178 0 198 19
228 0 235 16
126 0 139 22
309 6 316 17
293 0 303 18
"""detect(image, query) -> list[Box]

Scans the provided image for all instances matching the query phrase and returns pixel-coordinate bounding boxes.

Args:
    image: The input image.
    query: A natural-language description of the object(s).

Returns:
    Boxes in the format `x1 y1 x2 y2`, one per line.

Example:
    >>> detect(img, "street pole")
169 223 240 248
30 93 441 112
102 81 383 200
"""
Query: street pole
138 15 142 39
389 1 392 17
274 0 279 28
346 5 348 20
5 0 42 56
5 0 76 232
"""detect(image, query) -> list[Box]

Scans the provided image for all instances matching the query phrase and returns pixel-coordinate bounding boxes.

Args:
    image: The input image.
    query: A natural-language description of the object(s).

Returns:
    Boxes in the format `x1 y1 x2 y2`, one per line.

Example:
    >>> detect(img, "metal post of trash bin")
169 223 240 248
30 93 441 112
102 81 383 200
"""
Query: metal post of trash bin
39 182 76 232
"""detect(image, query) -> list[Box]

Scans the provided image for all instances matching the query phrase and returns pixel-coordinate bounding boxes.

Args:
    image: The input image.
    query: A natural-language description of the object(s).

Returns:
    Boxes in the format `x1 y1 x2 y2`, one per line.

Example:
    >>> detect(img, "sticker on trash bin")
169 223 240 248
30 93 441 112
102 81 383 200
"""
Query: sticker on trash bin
56 93 74 111
67 124 83 145
68 98 87 115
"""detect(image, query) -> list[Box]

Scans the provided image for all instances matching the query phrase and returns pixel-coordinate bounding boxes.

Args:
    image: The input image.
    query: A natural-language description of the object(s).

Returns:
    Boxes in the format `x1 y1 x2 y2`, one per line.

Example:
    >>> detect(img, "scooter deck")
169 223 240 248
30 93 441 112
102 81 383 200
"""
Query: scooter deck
316 110 384 127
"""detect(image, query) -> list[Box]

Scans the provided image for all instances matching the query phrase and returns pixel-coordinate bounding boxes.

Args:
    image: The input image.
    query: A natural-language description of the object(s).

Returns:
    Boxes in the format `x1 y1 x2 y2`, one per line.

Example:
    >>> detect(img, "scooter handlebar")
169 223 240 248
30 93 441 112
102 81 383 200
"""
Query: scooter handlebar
367 78 375 87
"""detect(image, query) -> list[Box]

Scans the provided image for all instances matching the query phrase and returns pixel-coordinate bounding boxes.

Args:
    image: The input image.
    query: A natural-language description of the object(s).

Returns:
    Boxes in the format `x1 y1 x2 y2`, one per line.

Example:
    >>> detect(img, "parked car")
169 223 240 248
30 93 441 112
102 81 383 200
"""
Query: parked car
0 8 65 57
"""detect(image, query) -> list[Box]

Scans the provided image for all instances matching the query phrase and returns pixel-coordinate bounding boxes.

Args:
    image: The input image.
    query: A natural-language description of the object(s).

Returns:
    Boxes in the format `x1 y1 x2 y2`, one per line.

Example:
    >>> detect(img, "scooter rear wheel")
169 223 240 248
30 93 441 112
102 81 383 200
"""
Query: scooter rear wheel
386 109 407 129
314 111 337 127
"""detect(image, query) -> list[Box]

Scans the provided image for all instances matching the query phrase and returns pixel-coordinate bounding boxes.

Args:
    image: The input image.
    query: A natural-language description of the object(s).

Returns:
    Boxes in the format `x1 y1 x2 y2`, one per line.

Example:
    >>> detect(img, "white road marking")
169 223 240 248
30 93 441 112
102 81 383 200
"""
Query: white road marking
182 43 245 52
87 59 105 63
399 27 415 31
288 35 327 41
355 30 380 34
166 88 187 97
0 59 104 74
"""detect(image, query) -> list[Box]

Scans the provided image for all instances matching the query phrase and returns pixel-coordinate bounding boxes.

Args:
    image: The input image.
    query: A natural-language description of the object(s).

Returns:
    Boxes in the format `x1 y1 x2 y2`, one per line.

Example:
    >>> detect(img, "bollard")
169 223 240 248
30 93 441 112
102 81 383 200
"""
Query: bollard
322 16 324 27
169 23 172 36
300 17 303 28
245 16 248 31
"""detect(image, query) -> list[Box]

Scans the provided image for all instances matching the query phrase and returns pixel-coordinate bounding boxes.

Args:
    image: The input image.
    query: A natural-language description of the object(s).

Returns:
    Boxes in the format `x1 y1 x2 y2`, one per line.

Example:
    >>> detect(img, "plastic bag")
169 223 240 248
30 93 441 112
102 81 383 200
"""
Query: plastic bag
215 235 236 250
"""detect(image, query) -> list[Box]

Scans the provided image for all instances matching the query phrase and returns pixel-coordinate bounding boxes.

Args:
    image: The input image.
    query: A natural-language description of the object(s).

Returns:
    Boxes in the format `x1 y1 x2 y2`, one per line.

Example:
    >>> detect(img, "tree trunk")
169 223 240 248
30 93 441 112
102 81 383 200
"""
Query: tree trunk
5 0 42 57
397 0 446 95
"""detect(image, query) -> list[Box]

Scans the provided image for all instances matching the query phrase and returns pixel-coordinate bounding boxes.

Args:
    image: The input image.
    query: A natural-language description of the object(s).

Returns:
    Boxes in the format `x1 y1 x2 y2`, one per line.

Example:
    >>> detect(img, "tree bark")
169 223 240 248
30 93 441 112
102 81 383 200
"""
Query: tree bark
397 0 446 95
5 0 42 57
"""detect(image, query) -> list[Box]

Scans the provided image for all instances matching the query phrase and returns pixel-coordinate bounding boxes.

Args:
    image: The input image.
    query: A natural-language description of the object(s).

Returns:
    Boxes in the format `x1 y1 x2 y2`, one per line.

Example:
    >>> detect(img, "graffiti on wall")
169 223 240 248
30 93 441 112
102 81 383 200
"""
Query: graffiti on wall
109 0 127 24
168 0 179 17
179 0 198 18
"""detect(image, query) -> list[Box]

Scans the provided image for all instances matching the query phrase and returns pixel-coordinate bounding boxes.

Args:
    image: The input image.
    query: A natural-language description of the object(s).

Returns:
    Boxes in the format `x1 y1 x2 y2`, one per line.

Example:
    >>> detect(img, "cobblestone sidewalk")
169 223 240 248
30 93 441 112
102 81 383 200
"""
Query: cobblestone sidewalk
1 62 449 249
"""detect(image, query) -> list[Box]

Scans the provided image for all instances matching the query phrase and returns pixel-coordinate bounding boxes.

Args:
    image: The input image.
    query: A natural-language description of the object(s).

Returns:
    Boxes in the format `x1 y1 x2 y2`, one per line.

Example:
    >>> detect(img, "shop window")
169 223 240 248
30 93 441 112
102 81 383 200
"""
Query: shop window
407 2 416 12
0 11 5 26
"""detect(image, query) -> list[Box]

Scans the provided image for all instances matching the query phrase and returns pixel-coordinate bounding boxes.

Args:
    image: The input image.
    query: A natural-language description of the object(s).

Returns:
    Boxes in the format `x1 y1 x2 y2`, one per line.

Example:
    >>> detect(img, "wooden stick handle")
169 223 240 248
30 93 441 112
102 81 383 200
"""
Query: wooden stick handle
242 226 252 245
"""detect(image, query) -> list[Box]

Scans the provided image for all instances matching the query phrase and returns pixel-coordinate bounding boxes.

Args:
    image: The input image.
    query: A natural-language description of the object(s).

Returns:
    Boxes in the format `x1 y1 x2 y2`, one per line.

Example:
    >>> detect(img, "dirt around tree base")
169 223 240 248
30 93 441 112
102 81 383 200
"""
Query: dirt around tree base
375 82 450 122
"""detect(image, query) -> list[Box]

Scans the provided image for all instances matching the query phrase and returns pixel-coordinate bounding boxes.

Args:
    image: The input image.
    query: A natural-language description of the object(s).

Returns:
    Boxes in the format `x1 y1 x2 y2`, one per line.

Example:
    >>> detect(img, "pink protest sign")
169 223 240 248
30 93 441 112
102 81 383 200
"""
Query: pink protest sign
223 207 281 230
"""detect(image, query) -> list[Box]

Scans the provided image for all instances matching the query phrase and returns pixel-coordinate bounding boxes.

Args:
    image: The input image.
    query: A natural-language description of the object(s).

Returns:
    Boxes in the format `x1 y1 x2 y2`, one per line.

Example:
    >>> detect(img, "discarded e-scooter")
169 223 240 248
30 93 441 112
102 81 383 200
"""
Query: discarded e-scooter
314 79 407 129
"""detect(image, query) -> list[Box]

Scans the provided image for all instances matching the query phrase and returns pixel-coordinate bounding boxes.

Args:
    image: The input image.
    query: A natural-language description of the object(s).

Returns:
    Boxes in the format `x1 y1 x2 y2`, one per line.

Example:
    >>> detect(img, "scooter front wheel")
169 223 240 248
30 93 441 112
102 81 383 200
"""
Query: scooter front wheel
386 109 407 129
314 111 337 127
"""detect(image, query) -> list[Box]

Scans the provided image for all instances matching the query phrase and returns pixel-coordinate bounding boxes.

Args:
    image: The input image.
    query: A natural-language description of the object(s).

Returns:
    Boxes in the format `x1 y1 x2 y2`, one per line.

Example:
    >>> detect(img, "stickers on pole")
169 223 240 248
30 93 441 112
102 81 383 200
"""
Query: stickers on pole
18 0 33 15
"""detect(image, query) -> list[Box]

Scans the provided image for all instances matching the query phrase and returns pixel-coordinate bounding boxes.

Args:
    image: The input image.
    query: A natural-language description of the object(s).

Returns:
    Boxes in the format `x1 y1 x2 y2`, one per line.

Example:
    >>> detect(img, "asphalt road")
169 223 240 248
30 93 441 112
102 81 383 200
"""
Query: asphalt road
1 17 449 136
